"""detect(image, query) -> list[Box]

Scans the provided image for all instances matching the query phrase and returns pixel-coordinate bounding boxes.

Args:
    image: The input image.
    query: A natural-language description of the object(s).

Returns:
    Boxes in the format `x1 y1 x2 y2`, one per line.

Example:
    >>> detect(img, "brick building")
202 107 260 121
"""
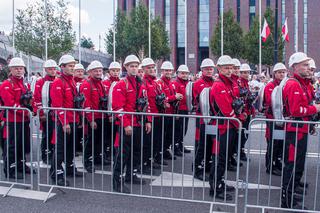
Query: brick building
118 0 320 73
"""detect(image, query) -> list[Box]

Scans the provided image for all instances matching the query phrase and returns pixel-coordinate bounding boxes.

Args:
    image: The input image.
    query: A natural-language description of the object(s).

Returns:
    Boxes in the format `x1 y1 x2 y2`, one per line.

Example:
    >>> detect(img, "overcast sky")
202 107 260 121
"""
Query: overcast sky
0 0 115 52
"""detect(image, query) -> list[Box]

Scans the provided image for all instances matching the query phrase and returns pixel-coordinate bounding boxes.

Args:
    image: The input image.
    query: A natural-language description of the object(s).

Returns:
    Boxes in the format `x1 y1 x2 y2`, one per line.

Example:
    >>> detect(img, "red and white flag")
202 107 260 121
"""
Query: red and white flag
282 18 289 42
261 18 271 42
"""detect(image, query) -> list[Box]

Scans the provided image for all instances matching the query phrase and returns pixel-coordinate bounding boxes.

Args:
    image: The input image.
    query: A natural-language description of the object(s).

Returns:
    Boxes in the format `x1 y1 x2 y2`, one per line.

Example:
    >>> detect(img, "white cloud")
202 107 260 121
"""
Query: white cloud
67 4 91 26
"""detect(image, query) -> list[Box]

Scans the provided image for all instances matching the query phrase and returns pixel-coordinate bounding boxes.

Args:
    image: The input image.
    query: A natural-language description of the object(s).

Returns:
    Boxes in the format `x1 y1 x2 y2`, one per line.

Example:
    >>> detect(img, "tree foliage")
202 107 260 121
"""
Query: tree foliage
15 0 75 60
80 36 94 49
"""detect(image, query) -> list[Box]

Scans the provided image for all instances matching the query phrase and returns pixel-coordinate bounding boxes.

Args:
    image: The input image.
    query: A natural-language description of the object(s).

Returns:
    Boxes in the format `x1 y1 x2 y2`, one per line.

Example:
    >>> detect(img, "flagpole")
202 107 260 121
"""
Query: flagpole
294 0 298 52
273 0 278 64
12 0 15 56
220 0 224 56
78 0 82 63
259 0 261 74
184 0 187 65
149 0 151 58
113 0 116 61
45 0 48 60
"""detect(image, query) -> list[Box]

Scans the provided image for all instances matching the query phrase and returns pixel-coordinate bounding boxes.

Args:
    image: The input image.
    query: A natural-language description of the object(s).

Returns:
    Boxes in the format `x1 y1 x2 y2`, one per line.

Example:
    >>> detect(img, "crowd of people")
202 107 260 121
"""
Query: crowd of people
0 51 318 210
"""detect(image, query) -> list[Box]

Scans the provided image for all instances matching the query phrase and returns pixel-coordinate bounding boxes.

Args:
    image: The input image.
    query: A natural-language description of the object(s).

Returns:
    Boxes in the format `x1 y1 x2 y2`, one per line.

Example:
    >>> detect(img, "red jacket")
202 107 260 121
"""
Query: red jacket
102 76 120 95
231 74 240 98
239 77 255 116
50 73 79 126
33 75 55 116
283 74 317 135
172 77 188 111
0 76 31 122
112 75 150 127
157 76 176 114
210 74 246 133
80 77 108 122
144 75 162 114
263 79 280 119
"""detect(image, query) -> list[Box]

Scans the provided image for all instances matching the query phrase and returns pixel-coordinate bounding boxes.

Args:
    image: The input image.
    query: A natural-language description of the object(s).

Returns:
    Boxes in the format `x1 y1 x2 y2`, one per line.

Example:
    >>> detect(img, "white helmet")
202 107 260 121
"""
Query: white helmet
59 54 76 66
200 58 215 69
232 58 241 67
309 59 316 69
8 57 26 67
288 52 310 68
273 63 287 72
177 64 190 73
141 58 155 67
138 64 143 70
315 72 320 78
43 59 57 68
217 55 233 66
240 63 251 72
87 60 103 71
109 61 121 70
124 55 140 66
160 61 174 70
74 63 85 71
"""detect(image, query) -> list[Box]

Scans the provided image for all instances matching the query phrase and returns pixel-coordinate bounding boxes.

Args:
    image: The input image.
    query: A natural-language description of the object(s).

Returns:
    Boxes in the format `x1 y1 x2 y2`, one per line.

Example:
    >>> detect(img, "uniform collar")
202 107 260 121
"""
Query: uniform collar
293 73 309 85
161 76 171 83
218 73 233 86
10 75 23 83
89 76 102 83
74 76 84 83
61 73 73 81
109 76 120 82
144 74 156 81
44 75 55 81
202 75 214 82
177 77 188 83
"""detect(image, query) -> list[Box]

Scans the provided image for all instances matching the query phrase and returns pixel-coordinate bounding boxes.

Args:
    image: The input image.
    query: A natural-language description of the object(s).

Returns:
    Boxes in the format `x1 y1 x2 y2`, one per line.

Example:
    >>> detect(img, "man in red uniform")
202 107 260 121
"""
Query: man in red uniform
0 57 33 179
33 59 57 164
172 65 191 156
81 60 108 173
263 63 287 176
238 63 256 162
209 55 247 200
112 55 151 193
193 58 215 181
281 52 320 209
157 61 183 160
50 55 83 186
102 61 121 163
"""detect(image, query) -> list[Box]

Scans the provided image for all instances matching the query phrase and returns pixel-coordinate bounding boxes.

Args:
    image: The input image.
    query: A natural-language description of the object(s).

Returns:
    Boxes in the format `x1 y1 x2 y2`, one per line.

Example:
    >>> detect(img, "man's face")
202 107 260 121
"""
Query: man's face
10 66 25 78
233 66 240 76
74 69 85 79
201 67 214 77
240 71 250 80
61 62 75 76
109 68 120 78
143 64 156 77
89 68 103 79
125 62 139 76
177 71 189 80
162 69 172 78
45 67 57 77
218 65 233 78
274 70 286 81
294 60 311 79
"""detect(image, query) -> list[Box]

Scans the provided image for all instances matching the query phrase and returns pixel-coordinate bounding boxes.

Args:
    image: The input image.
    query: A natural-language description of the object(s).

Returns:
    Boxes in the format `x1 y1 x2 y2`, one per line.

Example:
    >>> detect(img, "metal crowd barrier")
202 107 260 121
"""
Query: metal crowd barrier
35 107 242 212
0 106 35 196
244 118 320 213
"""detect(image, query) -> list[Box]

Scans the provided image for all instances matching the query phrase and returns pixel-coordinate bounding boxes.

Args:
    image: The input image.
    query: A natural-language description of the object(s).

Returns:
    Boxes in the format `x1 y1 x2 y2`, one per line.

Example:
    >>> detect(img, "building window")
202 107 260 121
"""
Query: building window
281 0 285 24
267 0 271 7
150 0 155 19
199 0 209 47
249 0 256 28
303 0 308 53
165 0 170 43
177 0 185 48
237 0 240 22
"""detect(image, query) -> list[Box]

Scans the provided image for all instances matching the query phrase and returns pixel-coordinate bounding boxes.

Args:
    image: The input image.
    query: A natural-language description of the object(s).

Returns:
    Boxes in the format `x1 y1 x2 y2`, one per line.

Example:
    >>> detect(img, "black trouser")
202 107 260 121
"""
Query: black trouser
265 121 284 170
209 128 236 189
84 119 104 167
143 117 163 162
41 115 54 161
174 110 189 149
164 117 174 150
282 132 308 206
104 118 118 159
194 123 213 174
113 126 142 181
240 117 250 151
3 122 30 176
50 122 78 178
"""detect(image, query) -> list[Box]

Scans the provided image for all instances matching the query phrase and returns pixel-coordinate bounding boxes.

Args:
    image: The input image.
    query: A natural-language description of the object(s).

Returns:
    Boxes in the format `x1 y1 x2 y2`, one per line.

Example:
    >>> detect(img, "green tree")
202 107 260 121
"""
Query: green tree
80 36 94 49
210 10 244 58
243 7 284 66
105 4 170 61
15 0 75 61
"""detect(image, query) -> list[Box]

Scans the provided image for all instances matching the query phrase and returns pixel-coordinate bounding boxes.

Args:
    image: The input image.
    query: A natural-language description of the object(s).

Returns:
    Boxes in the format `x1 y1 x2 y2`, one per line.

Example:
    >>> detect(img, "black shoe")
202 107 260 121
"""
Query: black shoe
266 168 282 176
295 186 307 195
173 148 183 157
103 159 111 165
298 181 309 189
209 189 233 201
163 150 176 160
240 151 247 161
182 147 191 154
125 174 146 185
194 172 209 182
66 168 83 177
7 172 24 179
85 164 95 173
230 157 243 167
19 165 36 174
52 176 70 186
227 164 237 172
154 158 168 166
281 201 308 210
113 179 130 194
137 166 152 175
